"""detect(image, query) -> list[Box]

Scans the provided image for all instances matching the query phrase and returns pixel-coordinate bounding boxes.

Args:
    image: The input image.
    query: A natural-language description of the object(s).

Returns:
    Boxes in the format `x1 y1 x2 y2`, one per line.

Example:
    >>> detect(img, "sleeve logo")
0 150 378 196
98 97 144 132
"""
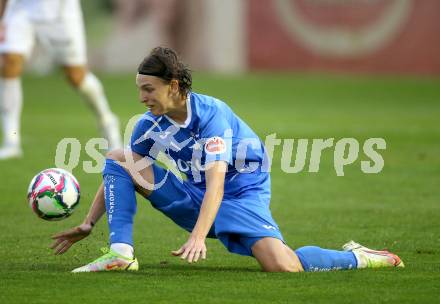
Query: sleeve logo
204 137 227 155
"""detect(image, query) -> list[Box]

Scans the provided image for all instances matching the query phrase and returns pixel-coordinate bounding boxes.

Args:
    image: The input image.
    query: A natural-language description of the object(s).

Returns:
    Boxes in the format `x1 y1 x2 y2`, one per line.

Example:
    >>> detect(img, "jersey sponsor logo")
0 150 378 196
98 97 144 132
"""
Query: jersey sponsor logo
204 137 226 155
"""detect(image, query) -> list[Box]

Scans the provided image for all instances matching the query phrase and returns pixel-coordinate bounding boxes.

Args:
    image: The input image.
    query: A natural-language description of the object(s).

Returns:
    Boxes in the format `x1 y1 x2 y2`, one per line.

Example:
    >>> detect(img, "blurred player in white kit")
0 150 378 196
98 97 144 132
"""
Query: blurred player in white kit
0 0 122 160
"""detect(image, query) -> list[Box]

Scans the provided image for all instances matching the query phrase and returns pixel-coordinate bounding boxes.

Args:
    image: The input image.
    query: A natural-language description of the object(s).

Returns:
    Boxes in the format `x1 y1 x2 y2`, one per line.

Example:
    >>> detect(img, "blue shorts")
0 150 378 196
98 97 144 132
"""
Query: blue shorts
146 164 284 256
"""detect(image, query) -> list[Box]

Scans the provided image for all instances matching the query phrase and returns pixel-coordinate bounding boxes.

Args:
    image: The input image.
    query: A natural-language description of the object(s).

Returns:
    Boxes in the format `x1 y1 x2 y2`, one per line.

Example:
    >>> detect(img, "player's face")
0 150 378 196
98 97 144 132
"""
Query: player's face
136 74 178 116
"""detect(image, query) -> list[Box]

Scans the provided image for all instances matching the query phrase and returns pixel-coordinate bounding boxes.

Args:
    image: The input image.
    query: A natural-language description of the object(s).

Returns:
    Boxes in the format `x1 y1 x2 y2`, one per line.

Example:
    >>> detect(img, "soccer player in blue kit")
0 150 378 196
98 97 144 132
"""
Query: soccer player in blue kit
51 47 404 272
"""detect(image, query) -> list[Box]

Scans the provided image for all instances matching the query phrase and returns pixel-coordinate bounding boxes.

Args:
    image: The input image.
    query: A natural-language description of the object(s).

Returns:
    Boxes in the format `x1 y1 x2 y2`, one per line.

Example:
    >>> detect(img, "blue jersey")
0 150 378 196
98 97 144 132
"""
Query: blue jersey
130 92 269 197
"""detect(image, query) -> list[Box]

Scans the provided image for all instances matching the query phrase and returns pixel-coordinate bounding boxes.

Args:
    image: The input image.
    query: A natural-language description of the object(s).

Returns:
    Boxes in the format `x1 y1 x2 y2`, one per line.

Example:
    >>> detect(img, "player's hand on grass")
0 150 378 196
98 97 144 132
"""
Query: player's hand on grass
50 223 93 255
172 234 207 263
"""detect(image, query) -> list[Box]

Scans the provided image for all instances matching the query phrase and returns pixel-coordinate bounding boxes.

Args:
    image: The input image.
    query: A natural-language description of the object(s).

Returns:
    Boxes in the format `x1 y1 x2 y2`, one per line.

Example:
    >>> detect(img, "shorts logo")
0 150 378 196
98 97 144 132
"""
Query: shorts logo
205 137 226 155
262 225 276 230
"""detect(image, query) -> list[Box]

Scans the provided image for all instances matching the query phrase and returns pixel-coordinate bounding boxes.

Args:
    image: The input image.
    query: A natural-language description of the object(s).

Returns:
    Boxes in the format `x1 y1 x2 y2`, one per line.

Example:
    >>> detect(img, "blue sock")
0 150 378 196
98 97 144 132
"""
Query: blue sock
295 246 357 272
103 159 137 246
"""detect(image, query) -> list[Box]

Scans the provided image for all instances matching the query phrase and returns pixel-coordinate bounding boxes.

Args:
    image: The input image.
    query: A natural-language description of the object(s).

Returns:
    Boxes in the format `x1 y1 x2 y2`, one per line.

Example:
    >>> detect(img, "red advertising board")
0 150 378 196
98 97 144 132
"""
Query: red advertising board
248 0 440 75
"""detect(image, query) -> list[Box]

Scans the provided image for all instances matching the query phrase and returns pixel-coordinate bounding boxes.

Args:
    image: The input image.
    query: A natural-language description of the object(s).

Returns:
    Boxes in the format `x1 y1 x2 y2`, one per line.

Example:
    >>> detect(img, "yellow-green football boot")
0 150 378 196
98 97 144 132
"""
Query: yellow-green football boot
342 240 404 269
72 248 138 273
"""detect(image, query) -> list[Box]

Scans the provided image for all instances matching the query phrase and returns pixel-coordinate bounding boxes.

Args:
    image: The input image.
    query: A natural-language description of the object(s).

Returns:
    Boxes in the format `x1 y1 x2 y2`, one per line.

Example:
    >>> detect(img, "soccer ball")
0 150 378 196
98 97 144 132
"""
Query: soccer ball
27 168 80 221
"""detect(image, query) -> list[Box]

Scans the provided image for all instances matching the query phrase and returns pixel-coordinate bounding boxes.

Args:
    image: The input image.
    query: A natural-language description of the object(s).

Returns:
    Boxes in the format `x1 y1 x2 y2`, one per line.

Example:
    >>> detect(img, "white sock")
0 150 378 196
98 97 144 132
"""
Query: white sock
352 251 366 268
78 73 112 117
110 243 134 259
0 78 22 148
78 73 122 149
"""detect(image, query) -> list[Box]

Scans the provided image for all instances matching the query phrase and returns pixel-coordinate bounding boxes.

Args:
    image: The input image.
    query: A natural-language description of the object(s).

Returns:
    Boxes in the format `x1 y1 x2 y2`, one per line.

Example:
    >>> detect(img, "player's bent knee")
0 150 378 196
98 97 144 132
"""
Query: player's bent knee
252 237 304 273
258 253 303 272
105 149 148 168
63 66 86 87
1 53 24 78
105 148 125 161
105 149 154 195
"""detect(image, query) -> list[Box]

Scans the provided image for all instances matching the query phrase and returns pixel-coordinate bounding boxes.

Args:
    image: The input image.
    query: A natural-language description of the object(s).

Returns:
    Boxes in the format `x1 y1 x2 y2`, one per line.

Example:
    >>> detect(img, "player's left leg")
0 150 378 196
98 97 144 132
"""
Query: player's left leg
252 238 404 272
249 236 357 272
214 192 400 272
63 65 122 150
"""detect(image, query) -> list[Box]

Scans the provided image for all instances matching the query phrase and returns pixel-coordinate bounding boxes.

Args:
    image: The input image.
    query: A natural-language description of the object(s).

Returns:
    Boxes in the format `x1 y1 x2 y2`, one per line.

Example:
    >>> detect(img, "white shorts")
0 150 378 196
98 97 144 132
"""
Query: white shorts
0 0 87 66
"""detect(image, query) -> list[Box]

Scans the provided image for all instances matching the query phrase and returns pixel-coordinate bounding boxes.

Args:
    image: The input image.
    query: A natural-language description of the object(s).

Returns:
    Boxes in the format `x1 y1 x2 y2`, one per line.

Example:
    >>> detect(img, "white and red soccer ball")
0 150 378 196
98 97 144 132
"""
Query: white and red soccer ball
27 168 80 221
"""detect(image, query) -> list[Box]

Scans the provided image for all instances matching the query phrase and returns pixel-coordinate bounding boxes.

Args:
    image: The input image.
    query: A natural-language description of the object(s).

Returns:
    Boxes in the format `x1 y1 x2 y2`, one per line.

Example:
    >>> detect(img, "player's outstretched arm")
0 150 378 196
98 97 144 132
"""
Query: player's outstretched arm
50 183 107 255
172 161 227 263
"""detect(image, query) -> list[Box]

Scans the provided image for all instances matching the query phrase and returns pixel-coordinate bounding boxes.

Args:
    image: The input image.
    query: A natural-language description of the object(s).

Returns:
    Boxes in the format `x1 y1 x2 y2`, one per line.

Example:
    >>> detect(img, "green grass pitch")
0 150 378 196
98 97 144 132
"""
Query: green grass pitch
1 72 439 303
